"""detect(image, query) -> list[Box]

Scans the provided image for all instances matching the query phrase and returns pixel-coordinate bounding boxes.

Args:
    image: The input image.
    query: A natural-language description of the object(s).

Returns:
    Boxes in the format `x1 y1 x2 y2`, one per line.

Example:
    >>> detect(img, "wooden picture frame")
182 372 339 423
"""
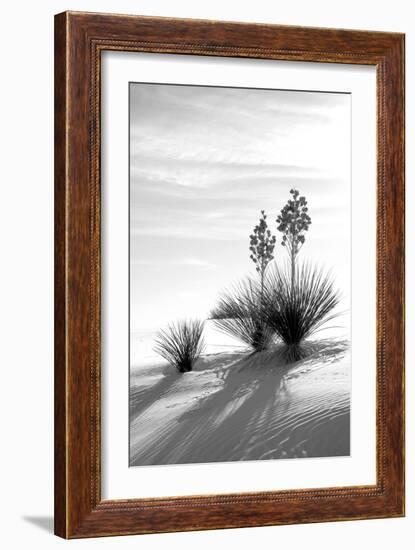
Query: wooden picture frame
54 11 405 538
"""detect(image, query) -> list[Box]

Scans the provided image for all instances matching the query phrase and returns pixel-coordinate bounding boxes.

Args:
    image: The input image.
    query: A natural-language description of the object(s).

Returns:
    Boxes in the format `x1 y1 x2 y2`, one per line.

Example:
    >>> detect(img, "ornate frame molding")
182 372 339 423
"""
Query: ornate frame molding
55 11 405 538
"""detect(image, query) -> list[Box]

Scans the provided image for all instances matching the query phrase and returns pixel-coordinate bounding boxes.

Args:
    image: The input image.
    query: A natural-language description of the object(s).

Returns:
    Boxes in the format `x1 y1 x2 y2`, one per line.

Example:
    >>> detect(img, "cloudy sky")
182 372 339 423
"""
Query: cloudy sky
130 83 351 332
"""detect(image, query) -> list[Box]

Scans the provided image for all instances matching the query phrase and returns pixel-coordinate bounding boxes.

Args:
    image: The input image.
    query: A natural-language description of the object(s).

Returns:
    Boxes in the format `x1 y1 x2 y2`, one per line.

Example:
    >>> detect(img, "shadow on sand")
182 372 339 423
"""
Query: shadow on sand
130 338 350 466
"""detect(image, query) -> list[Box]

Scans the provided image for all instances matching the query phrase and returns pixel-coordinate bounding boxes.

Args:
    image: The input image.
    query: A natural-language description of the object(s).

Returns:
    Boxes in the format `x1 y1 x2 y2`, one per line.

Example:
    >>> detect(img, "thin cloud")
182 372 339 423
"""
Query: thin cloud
132 257 217 269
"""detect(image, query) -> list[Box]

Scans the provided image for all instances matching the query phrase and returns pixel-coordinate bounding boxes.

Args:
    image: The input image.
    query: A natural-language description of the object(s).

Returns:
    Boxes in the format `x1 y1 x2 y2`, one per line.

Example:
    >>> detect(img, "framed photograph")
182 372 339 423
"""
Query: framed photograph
54 11 405 538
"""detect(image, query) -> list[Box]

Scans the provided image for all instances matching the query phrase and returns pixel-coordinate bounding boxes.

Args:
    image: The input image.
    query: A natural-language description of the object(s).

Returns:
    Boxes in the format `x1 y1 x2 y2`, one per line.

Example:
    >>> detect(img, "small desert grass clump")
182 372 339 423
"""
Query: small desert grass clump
262 262 341 361
210 278 274 353
154 319 205 373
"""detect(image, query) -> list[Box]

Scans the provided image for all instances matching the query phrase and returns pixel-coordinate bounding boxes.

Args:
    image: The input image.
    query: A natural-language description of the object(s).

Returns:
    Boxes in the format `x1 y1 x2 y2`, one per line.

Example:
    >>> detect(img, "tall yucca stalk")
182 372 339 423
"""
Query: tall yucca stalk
262 262 341 360
210 278 274 352
249 210 276 296
276 189 311 291
154 320 205 373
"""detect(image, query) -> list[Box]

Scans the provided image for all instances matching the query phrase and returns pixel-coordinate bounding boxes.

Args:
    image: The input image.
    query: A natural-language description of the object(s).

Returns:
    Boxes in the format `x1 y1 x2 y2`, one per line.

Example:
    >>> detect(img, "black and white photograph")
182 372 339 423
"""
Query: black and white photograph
0 0 408 545
129 82 351 467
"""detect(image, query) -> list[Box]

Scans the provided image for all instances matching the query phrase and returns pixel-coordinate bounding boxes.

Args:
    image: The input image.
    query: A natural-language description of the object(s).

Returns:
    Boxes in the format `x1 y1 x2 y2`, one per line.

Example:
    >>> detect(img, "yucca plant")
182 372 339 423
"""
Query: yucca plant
210 278 274 352
262 262 341 361
153 320 205 373
210 211 276 353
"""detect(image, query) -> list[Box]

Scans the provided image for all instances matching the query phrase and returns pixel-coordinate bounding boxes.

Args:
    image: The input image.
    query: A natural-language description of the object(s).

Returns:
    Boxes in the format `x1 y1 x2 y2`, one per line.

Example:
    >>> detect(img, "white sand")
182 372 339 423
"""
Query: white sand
129 339 350 466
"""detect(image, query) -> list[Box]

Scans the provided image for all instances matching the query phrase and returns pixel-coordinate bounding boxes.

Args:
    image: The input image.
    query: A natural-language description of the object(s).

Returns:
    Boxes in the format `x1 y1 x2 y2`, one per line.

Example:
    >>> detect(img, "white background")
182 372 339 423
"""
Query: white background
0 0 412 548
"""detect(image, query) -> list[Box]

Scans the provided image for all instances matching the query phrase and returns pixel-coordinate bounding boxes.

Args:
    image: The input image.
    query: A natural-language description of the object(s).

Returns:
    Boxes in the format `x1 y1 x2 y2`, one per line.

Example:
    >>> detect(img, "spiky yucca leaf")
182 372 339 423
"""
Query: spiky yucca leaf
154 320 205 373
262 262 341 355
210 278 274 352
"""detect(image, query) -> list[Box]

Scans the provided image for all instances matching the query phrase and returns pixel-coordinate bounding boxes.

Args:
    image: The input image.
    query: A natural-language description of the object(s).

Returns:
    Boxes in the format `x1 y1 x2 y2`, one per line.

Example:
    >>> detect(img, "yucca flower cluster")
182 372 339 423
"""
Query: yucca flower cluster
276 189 311 288
249 210 277 288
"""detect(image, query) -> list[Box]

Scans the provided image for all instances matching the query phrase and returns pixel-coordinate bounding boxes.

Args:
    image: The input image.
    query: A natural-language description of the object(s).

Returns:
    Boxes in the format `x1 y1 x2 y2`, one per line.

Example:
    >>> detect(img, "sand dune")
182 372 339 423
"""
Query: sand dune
129 339 350 466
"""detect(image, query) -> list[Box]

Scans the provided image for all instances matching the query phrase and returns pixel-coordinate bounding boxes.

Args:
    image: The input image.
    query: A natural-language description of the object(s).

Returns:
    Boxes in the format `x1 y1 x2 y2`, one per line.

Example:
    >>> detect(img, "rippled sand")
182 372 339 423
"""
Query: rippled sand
129 339 350 466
